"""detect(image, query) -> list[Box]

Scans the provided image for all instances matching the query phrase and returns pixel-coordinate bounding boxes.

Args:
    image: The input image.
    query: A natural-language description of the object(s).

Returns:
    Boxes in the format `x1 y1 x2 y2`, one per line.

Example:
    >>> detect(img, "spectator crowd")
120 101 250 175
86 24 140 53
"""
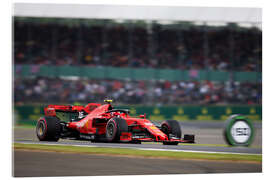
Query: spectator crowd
14 77 261 106
14 19 262 106
14 20 262 72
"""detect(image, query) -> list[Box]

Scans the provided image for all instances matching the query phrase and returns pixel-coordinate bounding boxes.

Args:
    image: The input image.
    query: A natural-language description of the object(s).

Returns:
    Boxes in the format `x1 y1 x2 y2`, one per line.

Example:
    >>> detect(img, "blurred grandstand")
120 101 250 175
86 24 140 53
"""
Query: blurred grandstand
13 4 262 107
14 18 261 71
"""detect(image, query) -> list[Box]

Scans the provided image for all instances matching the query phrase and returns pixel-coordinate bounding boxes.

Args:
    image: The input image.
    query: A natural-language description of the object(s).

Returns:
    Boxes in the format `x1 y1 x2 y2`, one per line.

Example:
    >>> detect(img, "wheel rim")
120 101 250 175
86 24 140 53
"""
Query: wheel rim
106 123 115 138
38 121 45 136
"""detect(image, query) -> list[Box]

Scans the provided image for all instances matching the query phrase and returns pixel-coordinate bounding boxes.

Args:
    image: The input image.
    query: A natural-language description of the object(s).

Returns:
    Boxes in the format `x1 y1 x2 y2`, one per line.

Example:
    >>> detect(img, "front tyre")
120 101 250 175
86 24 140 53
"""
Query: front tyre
36 116 61 141
161 120 182 145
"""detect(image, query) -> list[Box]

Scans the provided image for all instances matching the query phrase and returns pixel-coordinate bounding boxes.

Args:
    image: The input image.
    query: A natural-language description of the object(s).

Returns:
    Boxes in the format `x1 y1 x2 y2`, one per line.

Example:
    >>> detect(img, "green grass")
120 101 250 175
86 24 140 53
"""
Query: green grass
13 143 262 163
14 124 36 129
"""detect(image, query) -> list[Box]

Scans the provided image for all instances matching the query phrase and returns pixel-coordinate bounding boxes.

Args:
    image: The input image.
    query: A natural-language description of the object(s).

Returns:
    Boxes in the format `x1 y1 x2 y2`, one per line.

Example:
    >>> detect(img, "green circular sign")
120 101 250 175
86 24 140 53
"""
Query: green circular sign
224 114 254 146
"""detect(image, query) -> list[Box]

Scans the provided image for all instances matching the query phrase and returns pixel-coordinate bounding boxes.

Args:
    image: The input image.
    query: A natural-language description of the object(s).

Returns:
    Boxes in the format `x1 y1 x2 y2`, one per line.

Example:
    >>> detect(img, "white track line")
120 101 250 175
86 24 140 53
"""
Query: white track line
135 148 260 155
14 141 261 156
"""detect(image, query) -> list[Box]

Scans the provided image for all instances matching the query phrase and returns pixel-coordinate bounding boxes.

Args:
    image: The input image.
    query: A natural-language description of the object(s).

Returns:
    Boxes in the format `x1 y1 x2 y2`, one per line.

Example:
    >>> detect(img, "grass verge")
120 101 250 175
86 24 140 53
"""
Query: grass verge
13 143 261 163
14 124 35 129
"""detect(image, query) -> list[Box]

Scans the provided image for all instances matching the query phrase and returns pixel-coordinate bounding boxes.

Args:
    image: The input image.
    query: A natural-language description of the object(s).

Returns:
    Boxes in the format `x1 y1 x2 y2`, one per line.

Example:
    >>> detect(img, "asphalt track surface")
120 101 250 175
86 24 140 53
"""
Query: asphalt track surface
13 121 262 177
13 150 262 177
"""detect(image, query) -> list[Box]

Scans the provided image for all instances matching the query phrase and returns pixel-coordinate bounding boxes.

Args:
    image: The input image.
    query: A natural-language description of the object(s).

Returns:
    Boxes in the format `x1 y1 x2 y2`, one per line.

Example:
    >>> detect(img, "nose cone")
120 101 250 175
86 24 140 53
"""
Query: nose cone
156 131 168 141
145 123 168 141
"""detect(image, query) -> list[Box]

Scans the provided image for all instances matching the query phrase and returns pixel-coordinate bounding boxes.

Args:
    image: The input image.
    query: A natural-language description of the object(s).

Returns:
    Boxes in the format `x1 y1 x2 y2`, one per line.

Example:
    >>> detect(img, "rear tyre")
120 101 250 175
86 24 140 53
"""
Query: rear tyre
36 116 61 141
106 117 128 142
161 120 182 145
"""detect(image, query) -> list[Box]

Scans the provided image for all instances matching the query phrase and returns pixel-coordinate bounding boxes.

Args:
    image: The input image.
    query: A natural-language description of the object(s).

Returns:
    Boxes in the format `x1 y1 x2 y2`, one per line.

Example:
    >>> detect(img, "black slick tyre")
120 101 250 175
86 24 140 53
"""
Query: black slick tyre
105 117 128 142
36 116 61 141
161 120 182 145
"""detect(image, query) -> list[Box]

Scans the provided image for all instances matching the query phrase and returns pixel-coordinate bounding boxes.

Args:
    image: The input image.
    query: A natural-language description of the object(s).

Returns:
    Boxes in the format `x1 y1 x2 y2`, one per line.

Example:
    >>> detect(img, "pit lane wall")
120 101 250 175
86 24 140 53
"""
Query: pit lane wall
14 105 262 125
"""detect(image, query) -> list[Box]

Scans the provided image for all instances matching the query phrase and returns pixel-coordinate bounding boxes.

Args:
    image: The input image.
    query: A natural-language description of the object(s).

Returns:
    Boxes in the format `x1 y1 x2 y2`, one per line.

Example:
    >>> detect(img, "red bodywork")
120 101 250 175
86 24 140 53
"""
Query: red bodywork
44 103 192 143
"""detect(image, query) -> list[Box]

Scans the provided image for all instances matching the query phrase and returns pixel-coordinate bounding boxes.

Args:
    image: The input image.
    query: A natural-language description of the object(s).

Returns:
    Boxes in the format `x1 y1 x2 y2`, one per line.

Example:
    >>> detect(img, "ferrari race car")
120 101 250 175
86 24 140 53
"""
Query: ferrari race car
36 100 195 145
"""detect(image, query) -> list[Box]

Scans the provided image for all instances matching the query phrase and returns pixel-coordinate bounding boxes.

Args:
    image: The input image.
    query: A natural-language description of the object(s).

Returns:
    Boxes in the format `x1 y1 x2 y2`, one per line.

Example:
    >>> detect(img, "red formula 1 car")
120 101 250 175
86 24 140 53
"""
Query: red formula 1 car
36 100 195 145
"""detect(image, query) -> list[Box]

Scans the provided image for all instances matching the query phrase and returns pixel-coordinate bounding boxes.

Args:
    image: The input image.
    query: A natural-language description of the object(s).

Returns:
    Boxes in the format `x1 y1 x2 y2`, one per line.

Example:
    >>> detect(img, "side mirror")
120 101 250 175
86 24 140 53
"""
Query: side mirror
139 114 146 118
44 107 56 117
